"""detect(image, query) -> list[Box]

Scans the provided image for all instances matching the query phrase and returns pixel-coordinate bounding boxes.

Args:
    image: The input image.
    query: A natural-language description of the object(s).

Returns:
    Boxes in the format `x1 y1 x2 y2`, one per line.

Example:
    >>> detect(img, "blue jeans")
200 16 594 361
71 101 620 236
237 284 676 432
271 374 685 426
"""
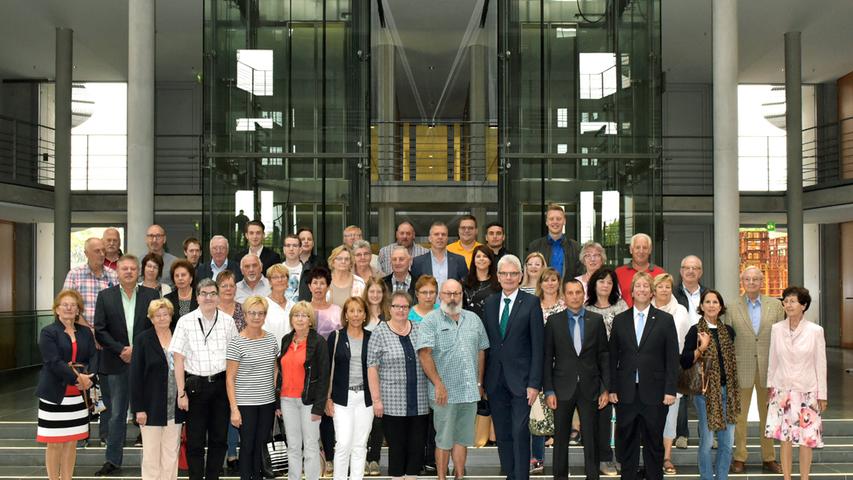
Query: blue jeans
531 435 545 462
104 370 130 466
693 387 735 480
227 423 240 459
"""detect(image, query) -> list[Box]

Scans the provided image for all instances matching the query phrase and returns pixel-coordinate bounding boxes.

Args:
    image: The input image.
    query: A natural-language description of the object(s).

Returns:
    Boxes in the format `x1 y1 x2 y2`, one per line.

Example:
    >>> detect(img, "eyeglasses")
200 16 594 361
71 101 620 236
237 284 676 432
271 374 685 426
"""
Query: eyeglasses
146 233 165 239
246 311 266 317
268 275 287 281
390 304 410 310
497 271 521 277
418 290 437 296
441 291 463 297
583 253 602 259
198 291 219 298
680 266 702 271
292 312 310 319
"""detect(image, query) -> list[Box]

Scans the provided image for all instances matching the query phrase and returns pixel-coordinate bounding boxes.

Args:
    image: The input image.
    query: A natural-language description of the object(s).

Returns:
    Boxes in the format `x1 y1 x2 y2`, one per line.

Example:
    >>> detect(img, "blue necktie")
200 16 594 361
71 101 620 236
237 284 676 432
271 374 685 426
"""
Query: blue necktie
635 312 645 382
500 298 511 338
572 316 582 354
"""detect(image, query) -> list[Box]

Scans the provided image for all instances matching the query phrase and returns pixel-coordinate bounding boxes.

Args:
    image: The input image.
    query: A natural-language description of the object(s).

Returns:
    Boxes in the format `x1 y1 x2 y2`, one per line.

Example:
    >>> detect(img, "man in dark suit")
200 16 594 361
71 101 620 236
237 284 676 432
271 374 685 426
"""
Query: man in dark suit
94 255 160 476
608 272 679 480
482 254 544 480
195 235 240 282
527 203 583 281
544 279 610 480
235 220 281 281
383 245 417 298
410 222 468 286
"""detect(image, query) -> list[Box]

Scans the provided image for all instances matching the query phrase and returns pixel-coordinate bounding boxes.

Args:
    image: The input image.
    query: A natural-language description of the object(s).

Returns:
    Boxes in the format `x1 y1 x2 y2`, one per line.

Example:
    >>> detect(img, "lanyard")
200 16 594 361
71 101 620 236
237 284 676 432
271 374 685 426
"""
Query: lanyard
197 310 219 345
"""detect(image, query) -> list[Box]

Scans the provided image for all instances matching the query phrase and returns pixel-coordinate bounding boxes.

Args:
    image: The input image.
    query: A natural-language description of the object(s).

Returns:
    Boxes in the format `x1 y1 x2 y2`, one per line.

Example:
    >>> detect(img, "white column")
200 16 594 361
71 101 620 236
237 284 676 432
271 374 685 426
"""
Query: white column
54 28 73 295
785 31 804 286
127 0 156 256
376 30 395 180
712 0 740 301
469 30 488 180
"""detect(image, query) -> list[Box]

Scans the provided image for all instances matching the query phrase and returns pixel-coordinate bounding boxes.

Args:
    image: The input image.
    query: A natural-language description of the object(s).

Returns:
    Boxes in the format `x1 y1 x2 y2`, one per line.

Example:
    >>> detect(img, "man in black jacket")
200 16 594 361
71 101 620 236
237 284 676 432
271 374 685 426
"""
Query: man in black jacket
544 279 610 480
383 245 417 298
195 235 240 282
235 220 281 281
608 272 679 480
94 255 160 476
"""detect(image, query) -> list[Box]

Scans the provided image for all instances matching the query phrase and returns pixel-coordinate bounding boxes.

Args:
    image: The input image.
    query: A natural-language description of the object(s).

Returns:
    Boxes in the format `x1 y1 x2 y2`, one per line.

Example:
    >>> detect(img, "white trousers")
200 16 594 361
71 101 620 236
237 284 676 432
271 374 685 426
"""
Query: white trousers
140 419 182 480
281 397 322 480
333 389 375 480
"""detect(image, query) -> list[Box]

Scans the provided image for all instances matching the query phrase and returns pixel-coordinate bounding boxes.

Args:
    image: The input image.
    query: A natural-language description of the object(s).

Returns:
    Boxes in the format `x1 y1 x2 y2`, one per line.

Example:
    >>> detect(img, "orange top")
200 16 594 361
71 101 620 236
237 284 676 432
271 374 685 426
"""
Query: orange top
280 339 308 398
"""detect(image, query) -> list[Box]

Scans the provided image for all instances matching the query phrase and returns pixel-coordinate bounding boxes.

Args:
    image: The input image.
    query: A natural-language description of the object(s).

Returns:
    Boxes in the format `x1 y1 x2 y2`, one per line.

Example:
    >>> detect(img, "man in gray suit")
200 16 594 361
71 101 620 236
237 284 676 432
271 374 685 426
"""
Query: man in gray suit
728 266 784 474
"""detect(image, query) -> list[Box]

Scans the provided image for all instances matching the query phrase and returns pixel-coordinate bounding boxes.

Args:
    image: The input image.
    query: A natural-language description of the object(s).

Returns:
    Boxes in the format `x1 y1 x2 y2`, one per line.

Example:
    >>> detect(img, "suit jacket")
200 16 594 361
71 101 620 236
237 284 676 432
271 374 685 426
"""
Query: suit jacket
482 290 544 396
608 305 679 405
195 259 240 282
672 283 708 314
94 285 160 375
727 294 784 388
36 320 97 404
383 273 417 299
327 329 372 407
543 309 610 401
527 235 583 280
235 248 282 281
410 251 469 284
163 289 198 331
129 328 185 426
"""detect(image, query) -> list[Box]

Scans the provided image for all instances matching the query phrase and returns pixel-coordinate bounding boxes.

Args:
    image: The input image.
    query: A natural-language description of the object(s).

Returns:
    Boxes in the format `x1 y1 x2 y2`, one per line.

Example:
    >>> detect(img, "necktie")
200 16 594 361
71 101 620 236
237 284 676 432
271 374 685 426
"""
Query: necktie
573 316 582 354
500 298 511 338
636 312 645 346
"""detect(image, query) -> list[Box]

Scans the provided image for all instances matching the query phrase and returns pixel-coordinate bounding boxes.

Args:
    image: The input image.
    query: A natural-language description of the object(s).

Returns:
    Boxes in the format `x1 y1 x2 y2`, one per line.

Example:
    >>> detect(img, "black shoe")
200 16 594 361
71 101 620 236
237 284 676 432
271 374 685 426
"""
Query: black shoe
227 458 239 474
421 464 437 475
94 462 121 476
134 433 143 447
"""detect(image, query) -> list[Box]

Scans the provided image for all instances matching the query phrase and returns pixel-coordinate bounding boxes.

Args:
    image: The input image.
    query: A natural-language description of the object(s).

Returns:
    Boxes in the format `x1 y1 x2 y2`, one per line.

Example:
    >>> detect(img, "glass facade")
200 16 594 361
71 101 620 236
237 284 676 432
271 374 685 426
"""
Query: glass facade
203 0 370 252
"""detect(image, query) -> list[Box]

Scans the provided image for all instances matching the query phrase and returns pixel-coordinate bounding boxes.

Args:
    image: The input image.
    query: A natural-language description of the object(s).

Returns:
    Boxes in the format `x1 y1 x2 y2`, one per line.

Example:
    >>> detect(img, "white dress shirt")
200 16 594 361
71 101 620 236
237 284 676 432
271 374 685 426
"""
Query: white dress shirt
499 288 520 322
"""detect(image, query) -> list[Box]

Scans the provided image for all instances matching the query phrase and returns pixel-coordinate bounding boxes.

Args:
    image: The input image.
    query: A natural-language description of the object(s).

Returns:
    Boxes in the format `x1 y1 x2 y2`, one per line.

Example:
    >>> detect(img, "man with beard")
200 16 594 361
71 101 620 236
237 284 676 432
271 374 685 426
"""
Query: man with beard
417 279 490 480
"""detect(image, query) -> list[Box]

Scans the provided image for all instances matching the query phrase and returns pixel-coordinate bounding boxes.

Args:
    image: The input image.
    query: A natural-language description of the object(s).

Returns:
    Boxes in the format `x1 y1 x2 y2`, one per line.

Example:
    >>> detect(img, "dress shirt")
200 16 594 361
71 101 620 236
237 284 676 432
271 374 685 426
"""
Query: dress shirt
747 295 762 335
682 283 702 325
633 305 650 382
567 308 586 353
264 299 293 345
392 273 413 293
210 259 230 280
499 289 520 322
120 285 138 344
170 308 238 376
547 236 565 279
63 263 118 327
235 276 272 303
767 319 827 400
431 253 449 287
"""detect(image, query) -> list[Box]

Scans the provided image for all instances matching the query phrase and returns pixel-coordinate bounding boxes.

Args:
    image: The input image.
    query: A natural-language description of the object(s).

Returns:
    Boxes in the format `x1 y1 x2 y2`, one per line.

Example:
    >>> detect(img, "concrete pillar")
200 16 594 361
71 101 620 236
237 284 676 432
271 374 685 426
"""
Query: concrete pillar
127 0 156 257
53 28 72 295
376 30 396 180
712 0 740 303
469 30 488 180
471 206 487 242
377 205 396 248
785 31 804 286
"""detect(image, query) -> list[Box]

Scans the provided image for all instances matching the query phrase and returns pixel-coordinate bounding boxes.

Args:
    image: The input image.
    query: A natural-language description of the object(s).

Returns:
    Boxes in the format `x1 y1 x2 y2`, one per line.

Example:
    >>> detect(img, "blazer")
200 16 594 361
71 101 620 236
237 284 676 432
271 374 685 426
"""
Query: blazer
195 259 240 282
327 329 372 407
36 320 97 404
278 329 330 416
235 248 282 281
673 283 708 314
727 294 784 387
383 273 417 299
163 290 199 331
410 251 469 284
608 305 679 405
527 235 583 280
543 309 610 401
129 328 185 426
94 285 160 375
482 290 544 396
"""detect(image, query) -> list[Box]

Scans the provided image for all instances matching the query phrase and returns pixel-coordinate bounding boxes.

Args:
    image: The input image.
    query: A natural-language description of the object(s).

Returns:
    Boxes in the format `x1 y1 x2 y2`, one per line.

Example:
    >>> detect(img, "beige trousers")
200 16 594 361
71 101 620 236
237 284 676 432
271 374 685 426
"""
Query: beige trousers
733 364 776 463
140 419 182 480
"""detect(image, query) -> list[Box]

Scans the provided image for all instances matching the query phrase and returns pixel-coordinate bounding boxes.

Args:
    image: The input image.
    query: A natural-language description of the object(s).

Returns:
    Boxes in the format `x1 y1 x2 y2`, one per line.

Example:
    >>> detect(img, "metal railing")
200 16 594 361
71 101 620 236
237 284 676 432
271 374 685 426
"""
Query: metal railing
0 115 55 187
0 310 55 371
802 117 853 188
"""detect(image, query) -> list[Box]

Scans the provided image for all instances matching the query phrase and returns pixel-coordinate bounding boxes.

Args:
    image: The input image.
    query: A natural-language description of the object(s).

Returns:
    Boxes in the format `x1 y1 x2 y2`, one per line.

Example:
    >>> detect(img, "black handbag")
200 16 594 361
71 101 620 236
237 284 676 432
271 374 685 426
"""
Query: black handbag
677 357 709 396
266 416 289 476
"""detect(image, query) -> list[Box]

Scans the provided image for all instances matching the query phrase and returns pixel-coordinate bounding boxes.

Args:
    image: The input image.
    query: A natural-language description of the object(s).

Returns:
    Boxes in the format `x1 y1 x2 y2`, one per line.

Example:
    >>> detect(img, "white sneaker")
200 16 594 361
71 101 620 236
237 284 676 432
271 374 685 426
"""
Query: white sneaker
600 461 618 476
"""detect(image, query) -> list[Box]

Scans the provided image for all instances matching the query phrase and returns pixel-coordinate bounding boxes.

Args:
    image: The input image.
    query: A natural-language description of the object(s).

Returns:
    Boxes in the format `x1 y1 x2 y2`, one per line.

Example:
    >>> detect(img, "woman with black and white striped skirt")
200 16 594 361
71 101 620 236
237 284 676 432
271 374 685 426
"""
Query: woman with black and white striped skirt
36 289 96 480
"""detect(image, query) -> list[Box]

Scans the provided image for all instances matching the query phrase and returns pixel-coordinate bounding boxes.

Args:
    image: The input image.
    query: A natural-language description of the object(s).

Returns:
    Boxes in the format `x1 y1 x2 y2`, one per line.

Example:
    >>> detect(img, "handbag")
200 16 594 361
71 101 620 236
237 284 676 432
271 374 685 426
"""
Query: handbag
677 356 709 396
68 362 97 415
529 392 554 436
266 416 289 476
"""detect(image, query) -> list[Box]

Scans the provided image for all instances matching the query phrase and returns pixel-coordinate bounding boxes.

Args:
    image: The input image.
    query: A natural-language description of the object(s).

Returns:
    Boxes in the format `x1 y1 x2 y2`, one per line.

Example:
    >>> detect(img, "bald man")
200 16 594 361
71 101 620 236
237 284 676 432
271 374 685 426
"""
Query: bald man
145 224 178 285
235 254 271 303
63 238 119 328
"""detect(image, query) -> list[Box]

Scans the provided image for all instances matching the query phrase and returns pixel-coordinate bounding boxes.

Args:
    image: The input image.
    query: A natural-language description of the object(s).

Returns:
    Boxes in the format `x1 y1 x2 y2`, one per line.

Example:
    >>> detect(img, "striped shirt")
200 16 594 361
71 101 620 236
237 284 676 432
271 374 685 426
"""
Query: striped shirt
226 332 280 406
63 264 118 327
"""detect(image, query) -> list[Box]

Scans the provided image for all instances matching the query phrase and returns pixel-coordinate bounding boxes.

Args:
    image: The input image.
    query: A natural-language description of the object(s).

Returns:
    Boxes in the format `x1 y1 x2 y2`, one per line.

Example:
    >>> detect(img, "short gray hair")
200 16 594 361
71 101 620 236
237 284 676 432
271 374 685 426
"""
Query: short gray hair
196 278 218 295
740 265 763 279
580 241 606 263
209 235 229 250
630 233 652 248
352 239 372 251
391 245 410 257
497 254 522 273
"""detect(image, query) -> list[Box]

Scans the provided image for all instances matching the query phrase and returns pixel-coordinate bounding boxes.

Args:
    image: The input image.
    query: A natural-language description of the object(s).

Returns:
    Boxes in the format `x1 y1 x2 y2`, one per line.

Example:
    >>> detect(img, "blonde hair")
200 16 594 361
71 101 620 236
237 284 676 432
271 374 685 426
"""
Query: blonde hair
327 245 352 268
522 252 547 286
631 271 654 293
242 295 270 314
289 301 316 329
652 273 674 290
147 298 175 319
266 263 290 278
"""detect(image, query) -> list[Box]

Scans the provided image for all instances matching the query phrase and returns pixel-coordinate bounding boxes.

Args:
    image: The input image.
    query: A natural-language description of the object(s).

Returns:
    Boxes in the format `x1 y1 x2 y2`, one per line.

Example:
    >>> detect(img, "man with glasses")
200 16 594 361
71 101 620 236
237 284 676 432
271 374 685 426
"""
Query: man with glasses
172 279 238 480
447 215 483 268
196 236 239 282
417 279 489 480
343 225 381 272
146 224 178 285
482 254 544 480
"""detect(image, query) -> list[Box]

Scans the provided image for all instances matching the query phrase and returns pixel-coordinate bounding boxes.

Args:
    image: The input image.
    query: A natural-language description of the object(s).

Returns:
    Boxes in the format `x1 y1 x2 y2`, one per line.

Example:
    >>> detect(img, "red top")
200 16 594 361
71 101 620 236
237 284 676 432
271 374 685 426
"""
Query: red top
614 264 666 308
280 339 308 398
64 340 80 396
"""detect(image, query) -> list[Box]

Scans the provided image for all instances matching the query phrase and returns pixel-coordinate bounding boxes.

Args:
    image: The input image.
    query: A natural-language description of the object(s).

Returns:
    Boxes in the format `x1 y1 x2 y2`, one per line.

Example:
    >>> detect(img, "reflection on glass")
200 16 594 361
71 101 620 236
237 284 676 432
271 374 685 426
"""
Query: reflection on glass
579 191 595 244
237 49 274 96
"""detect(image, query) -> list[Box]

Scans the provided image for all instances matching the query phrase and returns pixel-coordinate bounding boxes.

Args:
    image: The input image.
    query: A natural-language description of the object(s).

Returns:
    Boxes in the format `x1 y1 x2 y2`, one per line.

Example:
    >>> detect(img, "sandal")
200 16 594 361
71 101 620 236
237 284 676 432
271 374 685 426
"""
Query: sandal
663 459 677 475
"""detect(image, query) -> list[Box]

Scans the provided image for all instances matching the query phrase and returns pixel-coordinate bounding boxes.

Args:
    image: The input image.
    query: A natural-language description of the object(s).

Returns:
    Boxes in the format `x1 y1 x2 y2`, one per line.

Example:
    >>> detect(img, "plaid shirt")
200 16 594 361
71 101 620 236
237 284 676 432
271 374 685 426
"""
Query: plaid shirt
63 264 118 327
366 321 429 416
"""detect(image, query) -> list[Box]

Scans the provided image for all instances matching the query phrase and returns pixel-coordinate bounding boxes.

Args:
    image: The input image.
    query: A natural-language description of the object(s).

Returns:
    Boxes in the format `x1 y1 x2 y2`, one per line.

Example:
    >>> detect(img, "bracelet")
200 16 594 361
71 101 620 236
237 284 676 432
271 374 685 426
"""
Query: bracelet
179 392 186 399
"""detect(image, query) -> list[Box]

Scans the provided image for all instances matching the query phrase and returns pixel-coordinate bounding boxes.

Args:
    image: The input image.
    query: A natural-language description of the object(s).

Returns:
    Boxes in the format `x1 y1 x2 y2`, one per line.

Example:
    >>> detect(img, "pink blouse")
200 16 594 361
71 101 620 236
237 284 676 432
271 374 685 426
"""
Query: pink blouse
766 319 827 400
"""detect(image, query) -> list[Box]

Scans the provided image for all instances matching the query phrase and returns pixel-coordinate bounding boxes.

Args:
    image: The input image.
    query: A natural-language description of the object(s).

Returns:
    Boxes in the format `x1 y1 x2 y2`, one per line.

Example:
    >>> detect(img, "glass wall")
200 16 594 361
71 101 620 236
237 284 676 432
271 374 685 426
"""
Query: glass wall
498 0 662 263
203 0 370 253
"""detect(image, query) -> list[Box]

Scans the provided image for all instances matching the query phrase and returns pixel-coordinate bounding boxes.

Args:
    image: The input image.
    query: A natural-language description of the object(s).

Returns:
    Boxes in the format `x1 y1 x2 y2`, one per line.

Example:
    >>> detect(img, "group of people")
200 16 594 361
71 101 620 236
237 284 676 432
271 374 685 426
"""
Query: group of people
37 205 828 480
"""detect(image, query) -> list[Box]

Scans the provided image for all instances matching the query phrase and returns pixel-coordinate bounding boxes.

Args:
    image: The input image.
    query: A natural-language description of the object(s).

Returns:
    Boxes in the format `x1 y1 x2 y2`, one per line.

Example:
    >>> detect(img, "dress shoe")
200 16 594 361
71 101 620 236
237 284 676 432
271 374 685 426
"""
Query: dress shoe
226 458 239 474
763 461 783 474
94 462 121 476
729 460 745 473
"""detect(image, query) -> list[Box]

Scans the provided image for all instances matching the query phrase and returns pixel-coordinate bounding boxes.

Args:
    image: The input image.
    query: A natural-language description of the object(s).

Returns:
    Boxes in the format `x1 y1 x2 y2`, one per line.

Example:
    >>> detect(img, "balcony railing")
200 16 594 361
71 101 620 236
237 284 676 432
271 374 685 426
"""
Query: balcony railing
0 310 55 371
